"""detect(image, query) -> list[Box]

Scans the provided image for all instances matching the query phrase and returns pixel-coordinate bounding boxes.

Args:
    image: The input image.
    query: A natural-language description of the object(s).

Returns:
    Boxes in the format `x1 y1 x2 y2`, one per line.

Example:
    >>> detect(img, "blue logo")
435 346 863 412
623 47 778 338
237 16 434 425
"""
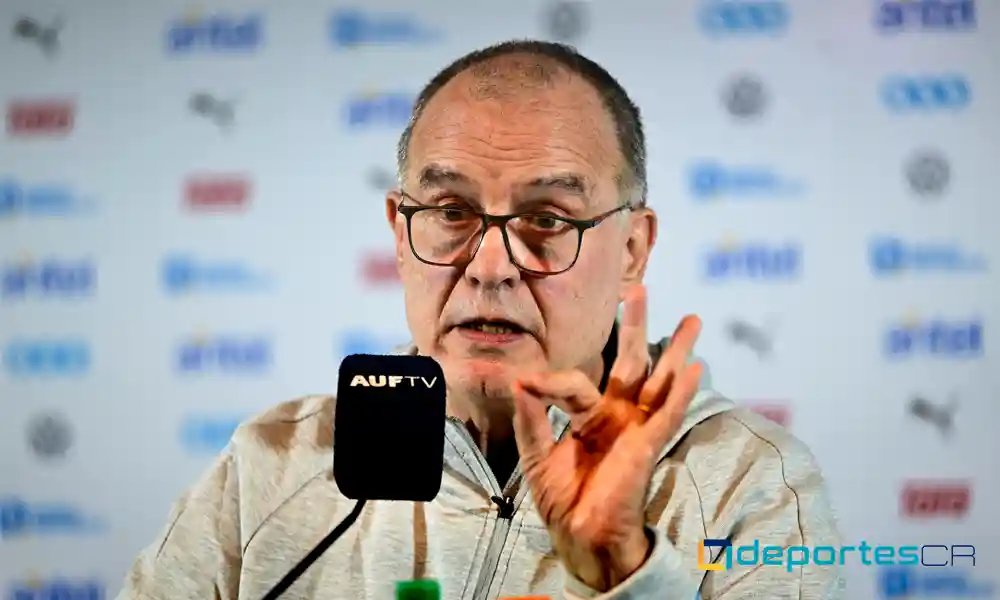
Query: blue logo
330 10 440 47
875 0 976 32
6 579 106 600
166 13 262 53
0 181 95 217
176 336 271 373
703 242 801 281
179 415 246 453
338 330 407 358
870 236 987 275
0 259 95 300
688 161 801 200
882 75 970 111
0 497 105 539
162 255 269 294
879 566 994 598
699 0 789 35
345 92 414 128
2 341 90 377
884 317 982 359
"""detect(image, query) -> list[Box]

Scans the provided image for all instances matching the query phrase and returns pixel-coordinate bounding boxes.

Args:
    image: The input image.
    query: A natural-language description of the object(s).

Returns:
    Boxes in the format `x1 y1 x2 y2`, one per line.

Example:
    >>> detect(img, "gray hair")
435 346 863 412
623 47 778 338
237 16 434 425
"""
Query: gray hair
396 39 648 207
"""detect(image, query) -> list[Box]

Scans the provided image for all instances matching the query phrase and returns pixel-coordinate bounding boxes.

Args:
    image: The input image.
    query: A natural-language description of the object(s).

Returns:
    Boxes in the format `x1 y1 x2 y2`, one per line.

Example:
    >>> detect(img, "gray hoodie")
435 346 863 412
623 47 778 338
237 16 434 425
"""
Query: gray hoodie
115 338 846 599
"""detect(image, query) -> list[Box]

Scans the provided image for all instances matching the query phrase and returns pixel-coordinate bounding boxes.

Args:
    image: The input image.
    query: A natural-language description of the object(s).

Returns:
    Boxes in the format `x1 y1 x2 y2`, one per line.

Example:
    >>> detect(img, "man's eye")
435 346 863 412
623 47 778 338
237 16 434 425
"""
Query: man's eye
525 215 561 229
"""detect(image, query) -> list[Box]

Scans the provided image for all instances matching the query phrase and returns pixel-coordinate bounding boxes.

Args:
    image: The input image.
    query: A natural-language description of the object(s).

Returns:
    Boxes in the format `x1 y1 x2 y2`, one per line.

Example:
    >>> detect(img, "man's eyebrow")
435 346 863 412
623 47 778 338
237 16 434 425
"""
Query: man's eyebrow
519 173 590 197
418 165 472 189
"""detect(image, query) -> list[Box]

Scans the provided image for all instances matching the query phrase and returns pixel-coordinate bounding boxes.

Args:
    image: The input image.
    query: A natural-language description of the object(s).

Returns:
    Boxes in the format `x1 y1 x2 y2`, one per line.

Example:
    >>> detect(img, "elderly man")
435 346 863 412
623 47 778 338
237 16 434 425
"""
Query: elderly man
116 40 845 599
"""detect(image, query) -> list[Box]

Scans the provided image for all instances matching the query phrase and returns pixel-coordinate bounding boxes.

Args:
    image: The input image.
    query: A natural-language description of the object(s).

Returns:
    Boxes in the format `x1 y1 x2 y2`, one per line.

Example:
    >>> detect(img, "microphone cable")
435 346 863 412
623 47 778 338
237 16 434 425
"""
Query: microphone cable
260 499 367 600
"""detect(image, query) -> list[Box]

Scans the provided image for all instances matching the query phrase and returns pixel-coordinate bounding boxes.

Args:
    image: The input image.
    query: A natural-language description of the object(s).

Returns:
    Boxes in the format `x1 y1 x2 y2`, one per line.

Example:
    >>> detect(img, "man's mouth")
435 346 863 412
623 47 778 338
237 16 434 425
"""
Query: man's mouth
455 319 527 335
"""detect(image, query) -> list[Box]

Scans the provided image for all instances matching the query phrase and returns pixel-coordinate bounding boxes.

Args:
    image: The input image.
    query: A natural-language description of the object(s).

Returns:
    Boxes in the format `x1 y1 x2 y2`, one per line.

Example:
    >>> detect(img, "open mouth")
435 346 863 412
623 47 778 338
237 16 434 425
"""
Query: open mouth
455 319 527 336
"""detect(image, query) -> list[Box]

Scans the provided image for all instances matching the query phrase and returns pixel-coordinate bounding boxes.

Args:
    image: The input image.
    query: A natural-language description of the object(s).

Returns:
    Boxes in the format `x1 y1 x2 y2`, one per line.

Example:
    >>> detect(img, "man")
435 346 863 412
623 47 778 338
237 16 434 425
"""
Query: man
117 40 845 599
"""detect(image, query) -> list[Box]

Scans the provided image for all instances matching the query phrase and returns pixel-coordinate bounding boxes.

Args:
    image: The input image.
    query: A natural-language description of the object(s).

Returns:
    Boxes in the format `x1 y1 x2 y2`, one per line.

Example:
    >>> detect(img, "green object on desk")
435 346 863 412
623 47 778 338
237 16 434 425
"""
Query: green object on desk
396 579 441 600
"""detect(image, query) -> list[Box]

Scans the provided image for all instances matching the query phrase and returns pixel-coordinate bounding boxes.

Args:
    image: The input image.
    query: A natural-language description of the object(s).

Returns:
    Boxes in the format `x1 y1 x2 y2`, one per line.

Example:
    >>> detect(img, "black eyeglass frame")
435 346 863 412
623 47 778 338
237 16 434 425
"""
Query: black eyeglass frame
395 192 635 276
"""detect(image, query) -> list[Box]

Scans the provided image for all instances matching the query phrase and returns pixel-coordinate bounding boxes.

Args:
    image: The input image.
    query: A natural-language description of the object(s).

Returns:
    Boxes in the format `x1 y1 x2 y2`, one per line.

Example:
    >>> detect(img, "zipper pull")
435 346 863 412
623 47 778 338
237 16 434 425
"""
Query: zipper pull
490 495 516 519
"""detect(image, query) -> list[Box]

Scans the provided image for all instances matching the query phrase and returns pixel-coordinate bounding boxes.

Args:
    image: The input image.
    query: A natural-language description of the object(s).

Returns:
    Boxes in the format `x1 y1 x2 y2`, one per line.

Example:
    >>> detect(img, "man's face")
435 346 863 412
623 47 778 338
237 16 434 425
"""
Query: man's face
386 62 655 406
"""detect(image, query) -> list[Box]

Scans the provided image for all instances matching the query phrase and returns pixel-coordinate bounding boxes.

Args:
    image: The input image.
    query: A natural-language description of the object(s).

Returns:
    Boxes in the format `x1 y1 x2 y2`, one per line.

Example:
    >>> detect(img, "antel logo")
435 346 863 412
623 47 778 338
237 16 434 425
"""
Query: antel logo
900 481 971 518
184 176 250 210
6 100 74 136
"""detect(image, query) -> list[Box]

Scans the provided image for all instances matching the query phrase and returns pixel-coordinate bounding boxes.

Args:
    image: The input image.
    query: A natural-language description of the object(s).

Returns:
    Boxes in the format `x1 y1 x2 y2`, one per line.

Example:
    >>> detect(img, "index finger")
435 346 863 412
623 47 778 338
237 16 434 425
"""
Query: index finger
605 284 650 400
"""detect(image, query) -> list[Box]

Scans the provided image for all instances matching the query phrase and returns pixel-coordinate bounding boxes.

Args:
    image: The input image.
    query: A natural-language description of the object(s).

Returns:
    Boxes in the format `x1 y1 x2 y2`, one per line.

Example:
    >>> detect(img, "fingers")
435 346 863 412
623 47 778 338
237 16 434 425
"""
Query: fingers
637 314 702 413
605 285 650 401
644 360 703 449
511 382 555 466
518 370 601 414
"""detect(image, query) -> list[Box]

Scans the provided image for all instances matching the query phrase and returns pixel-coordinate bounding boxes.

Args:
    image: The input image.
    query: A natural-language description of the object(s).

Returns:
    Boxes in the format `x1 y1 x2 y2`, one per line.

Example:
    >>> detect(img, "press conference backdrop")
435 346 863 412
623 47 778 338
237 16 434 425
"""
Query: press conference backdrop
1 0 997 598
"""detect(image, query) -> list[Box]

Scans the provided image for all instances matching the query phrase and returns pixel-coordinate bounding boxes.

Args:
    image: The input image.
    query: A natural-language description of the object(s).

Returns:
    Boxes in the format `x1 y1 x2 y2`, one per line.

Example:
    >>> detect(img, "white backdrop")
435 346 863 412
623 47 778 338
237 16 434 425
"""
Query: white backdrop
1 0 997 598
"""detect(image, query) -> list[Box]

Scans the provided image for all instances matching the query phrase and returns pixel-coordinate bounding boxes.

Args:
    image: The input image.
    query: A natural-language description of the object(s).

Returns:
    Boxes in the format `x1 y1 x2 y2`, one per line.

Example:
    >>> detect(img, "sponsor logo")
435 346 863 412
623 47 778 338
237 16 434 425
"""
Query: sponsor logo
905 150 950 197
339 331 407 357
726 318 776 358
746 403 790 426
0 180 95 217
0 497 105 539
882 74 971 111
699 0 789 35
721 74 767 119
166 12 262 53
349 374 438 388
184 175 250 210
188 92 236 131
12 16 63 57
0 258 95 299
329 10 440 47
5 578 106 600
884 316 982 359
878 566 993 598
179 414 246 453
545 1 589 42
688 161 801 200
875 0 976 32
345 91 414 128
176 335 271 374
162 255 269 293
908 394 957 437
360 250 400 284
869 236 987 275
26 413 73 461
900 481 971 518
6 100 74 136
700 539 976 571
367 167 396 191
1 340 90 377
703 241 801 281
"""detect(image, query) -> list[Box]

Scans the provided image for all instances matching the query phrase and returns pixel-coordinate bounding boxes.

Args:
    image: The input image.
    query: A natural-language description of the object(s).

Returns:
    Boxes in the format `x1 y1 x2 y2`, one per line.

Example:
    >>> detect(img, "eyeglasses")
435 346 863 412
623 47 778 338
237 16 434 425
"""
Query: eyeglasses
396 193 634 276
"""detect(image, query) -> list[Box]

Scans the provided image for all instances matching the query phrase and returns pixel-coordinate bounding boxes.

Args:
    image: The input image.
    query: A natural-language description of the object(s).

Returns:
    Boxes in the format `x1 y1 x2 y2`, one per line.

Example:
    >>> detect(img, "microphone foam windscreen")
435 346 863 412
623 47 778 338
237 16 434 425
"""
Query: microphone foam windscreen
334 354 446 502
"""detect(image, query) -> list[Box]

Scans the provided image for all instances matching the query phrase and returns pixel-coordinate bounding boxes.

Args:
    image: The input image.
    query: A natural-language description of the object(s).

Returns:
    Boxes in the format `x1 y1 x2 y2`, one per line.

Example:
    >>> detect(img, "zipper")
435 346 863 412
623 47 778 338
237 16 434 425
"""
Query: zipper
448 418 525 600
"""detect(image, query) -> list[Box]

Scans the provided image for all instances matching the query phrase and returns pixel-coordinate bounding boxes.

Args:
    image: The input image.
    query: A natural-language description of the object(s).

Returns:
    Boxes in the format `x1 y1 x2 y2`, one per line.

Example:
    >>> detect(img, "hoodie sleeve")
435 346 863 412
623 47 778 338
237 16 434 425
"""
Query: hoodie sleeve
113 450 243 600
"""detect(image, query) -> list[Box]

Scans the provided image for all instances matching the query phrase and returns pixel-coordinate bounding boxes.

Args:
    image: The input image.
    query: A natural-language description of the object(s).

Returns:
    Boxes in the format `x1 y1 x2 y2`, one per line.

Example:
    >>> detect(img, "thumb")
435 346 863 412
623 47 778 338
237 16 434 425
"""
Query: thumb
511 382 554 467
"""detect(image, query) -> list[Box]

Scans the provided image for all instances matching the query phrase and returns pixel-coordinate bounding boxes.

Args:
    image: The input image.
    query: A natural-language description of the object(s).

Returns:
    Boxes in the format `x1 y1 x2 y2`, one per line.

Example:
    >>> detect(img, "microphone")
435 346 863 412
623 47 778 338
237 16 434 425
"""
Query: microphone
260 354 447 600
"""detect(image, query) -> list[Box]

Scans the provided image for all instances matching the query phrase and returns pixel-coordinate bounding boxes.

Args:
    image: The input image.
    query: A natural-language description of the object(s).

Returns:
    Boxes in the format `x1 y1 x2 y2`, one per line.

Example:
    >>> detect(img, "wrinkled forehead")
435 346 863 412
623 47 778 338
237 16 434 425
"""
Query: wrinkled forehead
405 68 623 209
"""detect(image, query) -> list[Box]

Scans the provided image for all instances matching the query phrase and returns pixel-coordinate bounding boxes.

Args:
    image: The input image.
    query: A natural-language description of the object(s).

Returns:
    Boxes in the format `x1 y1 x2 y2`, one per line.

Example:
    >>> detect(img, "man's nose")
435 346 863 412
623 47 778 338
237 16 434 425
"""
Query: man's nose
464 225 521 288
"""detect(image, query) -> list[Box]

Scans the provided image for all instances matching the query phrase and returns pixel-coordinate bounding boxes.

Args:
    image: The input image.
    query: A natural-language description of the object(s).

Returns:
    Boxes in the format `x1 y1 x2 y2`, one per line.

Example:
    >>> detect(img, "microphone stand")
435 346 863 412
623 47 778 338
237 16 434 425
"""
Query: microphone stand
260 499 367 600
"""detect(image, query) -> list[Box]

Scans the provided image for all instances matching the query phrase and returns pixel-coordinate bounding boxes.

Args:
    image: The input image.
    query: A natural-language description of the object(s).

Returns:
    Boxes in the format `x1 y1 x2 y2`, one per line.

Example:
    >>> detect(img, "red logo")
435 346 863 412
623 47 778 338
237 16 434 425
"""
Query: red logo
900 481 971 518
746 403 790 427
184 176 250 210
7 100 75 136
360 251 400 284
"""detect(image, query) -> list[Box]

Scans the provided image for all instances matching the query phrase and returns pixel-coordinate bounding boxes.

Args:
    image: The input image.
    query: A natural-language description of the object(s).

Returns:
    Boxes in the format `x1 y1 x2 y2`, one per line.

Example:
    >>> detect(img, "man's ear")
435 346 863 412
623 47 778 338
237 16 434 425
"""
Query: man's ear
385 192 406 263
621 208 657 287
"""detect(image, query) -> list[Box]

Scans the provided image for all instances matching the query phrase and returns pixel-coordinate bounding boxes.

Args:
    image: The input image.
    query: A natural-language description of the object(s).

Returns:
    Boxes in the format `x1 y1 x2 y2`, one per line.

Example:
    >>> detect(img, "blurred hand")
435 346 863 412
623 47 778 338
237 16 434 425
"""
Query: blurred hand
511 284 703 592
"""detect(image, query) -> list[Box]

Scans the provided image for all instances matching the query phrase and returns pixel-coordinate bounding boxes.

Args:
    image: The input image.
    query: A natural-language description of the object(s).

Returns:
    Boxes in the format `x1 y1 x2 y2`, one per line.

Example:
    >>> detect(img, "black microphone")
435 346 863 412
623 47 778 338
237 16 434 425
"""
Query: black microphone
260 354 447 600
